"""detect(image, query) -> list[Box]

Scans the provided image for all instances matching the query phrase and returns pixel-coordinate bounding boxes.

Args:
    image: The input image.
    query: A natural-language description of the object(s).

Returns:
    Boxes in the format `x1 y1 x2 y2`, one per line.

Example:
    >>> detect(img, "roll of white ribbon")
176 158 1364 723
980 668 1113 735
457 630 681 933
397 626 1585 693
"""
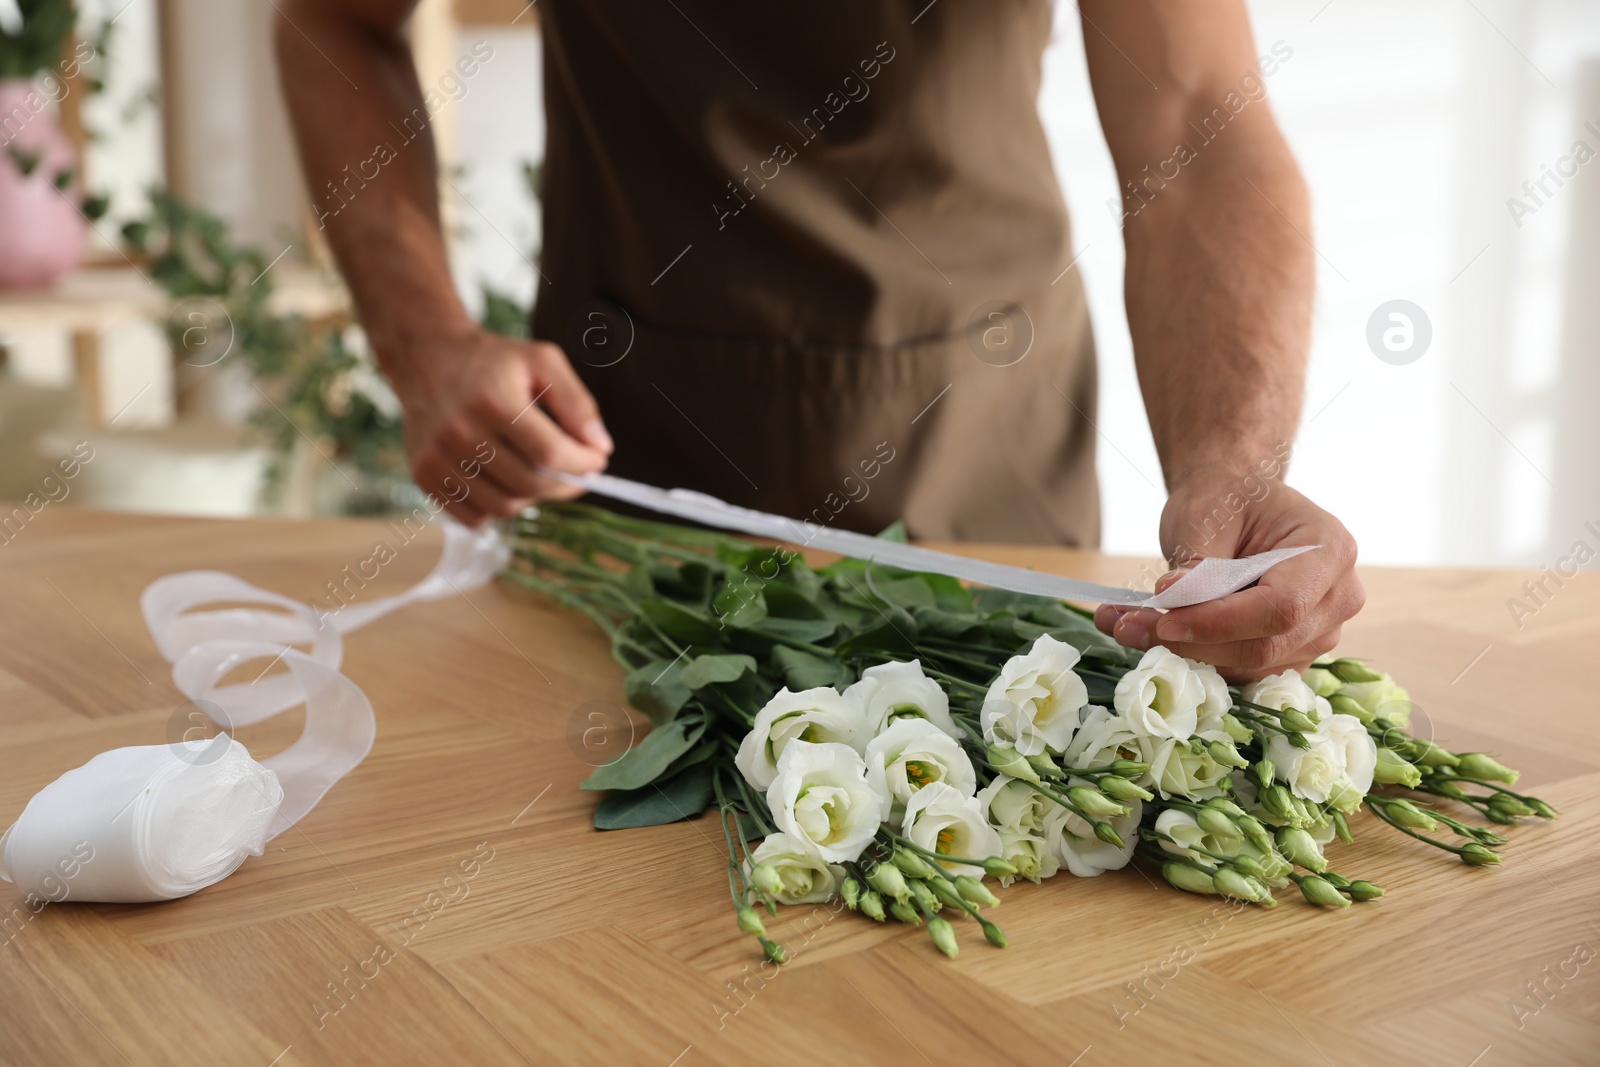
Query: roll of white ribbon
0 519 508 904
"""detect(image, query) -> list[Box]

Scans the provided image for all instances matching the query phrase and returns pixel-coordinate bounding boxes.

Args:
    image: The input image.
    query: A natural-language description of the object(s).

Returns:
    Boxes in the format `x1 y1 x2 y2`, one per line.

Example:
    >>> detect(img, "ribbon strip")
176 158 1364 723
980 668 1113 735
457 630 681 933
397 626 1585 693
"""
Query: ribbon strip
548 470 1318 610
0 521 507 904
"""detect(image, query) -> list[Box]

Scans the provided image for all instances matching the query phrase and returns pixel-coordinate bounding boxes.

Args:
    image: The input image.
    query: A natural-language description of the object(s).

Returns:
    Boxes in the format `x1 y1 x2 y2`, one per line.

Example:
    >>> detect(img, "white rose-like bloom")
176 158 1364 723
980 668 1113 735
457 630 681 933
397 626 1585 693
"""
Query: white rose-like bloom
978 776 1061 883
981 634 1089 756
1153 808 1219 867
902 780 1003 878
744 832 847 904
767 741 884 862
1044 780 1142 877
1266 730 1345 804
1114 646 1203 739
865 717 976 821
736 686 867 789
1061 705 1142 771
1318 712 1377 795
994 828 1059 884
1242 671 1332 720
1145 737 1230 800
844 660 961 741
1338 678 1412 726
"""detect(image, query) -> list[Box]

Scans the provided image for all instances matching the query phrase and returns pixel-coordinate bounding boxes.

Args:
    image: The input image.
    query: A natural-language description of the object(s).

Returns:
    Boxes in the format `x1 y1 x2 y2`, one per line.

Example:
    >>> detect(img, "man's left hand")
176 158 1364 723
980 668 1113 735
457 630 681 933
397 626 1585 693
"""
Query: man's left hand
1094 476 1364 681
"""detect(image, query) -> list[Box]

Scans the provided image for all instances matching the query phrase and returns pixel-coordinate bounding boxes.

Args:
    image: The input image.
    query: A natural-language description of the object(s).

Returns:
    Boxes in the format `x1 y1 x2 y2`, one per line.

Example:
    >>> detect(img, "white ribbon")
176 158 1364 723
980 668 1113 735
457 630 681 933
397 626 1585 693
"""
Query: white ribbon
550 470 1318 609
0 520 508 904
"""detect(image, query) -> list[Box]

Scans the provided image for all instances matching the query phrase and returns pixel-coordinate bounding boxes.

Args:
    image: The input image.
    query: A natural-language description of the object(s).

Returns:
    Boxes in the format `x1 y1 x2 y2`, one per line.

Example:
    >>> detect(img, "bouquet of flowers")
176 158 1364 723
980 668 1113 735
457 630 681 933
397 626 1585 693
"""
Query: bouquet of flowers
507 503 1558 962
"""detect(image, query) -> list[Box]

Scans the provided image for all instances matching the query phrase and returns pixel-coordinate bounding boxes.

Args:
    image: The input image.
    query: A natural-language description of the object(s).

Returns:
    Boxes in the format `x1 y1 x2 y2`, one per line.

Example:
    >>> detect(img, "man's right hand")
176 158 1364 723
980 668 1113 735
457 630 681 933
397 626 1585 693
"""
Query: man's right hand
388 327 613 525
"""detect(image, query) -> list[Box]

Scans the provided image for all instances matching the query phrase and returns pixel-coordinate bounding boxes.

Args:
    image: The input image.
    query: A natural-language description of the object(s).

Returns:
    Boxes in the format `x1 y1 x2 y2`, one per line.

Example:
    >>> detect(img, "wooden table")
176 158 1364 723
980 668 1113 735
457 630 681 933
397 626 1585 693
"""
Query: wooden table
1 508 1595 1066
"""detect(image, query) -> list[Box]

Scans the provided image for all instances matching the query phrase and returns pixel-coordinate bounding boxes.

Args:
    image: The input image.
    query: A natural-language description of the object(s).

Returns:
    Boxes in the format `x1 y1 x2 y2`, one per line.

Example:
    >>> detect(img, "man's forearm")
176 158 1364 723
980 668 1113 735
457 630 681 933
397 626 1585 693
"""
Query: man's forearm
1122 127 1314 493
274 1 473 365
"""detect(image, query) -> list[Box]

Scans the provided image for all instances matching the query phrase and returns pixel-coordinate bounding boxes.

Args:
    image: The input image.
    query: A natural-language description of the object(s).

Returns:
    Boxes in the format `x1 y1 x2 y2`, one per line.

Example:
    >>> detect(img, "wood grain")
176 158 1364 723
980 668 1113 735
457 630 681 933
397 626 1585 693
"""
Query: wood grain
1 506 1596 1066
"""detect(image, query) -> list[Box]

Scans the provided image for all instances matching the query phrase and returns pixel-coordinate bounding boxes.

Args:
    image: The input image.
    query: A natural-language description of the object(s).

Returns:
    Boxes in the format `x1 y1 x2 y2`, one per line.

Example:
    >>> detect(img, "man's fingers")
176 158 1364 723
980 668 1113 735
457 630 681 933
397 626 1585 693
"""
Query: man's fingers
1153 548 1339 644
502 403 609 481
526 344 613 454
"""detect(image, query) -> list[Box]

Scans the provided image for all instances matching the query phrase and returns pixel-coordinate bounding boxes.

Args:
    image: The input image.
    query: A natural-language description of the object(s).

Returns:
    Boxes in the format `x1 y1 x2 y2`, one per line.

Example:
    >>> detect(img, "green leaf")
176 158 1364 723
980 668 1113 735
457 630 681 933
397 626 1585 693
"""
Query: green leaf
868 575 937 611
909 605 987 642
713 579 767 628
593 759 717 830
638 599 721 644
771 645 839 690
761 581 825 619
836 621 918 658
679 653 757 689
582 716 707 792
876 520 909 543
748 616 836 643
622 660 692 724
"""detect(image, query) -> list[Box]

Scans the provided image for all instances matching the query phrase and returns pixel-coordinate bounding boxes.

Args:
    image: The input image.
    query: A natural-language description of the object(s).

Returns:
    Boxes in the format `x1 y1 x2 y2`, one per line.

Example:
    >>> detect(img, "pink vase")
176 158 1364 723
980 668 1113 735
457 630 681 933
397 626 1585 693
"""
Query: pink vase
0 78 87 290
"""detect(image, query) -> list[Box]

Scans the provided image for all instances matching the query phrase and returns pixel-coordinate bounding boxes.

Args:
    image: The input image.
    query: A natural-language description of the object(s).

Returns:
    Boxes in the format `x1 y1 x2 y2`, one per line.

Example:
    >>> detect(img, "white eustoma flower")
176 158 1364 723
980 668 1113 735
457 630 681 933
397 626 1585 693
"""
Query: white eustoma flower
1243 671 1332 720
1266 730 1345 804
902 780 1003 878
977 774 1053 835
1338 677 1412 725
744 832 847 905
981 634 1089 756
1044 781 1142 877
736 686 867 789
993 828 1058 884
1061 705 1142 771
1153 809 1219 867
844 660 961 741
1145 737 1230 800
865 717 976 821
1318 711 1378 795
766 741 884 863
1114 646 1203 739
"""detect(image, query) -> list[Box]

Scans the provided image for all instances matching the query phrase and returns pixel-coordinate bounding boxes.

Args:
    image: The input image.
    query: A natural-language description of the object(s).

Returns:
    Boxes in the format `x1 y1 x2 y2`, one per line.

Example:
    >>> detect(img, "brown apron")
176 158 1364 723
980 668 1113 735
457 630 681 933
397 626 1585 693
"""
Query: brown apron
532 0 1099 545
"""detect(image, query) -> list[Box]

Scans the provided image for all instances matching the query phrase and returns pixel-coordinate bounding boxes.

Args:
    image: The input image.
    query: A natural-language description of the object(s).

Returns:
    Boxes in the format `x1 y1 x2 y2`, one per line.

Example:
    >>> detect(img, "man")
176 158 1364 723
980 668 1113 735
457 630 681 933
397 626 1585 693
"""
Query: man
275 0 1363 678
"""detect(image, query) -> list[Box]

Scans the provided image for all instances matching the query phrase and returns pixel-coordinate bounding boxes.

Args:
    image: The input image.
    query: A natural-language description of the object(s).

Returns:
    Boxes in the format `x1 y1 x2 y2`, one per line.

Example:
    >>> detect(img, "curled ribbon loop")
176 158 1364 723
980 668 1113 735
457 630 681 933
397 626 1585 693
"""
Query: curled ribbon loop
0 520 508 904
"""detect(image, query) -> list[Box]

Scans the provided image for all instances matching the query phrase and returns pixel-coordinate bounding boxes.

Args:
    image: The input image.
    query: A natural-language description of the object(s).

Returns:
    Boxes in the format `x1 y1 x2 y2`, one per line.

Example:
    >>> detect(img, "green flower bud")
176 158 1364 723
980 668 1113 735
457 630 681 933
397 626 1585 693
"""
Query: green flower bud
1460 844 1501 866
1321 872 1350 888
1261 784 1295 821
981 920 1008 948
1327 780 1365 815
1197 807 1240 840
1110 759 1150 778
841 877 863 910
1222 713 1255 745
1254 759 1276 789
1281 708 1318 733
867 862 911 902
859 890 886 922
1384 799 1439 831
927 877 966 909
1299 875 1351 908
1239 816 1274 854
1373 747 1423 788
889 899 922 924
1487 793 1535 818
986 744 1041 783
737 907 767 937
1331 809 1354 845
1208 740 1249 769
928 915 959 958
1529 799 1560 819
1215 867 1272 904
1303 667 1342 697
1026 751 1064 779
1099 775 1154 802
1328 694 1375 724
762 939 788 964
1162 862 1221 896
1456 752 1519 785
1230 854 1266 879
1484 807 1519 826
983 856 1019 878
907 878 942 914
1093 821 1126 848
1206 797 1248 817
750 863 783 897
1069 786 1129 818
1428 779 1467 800
955 875 1001 907
1346 880 1385 901
1276 827 1327 873
1330 658 1386 684
892 848 937 880
1413 740 1460 768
